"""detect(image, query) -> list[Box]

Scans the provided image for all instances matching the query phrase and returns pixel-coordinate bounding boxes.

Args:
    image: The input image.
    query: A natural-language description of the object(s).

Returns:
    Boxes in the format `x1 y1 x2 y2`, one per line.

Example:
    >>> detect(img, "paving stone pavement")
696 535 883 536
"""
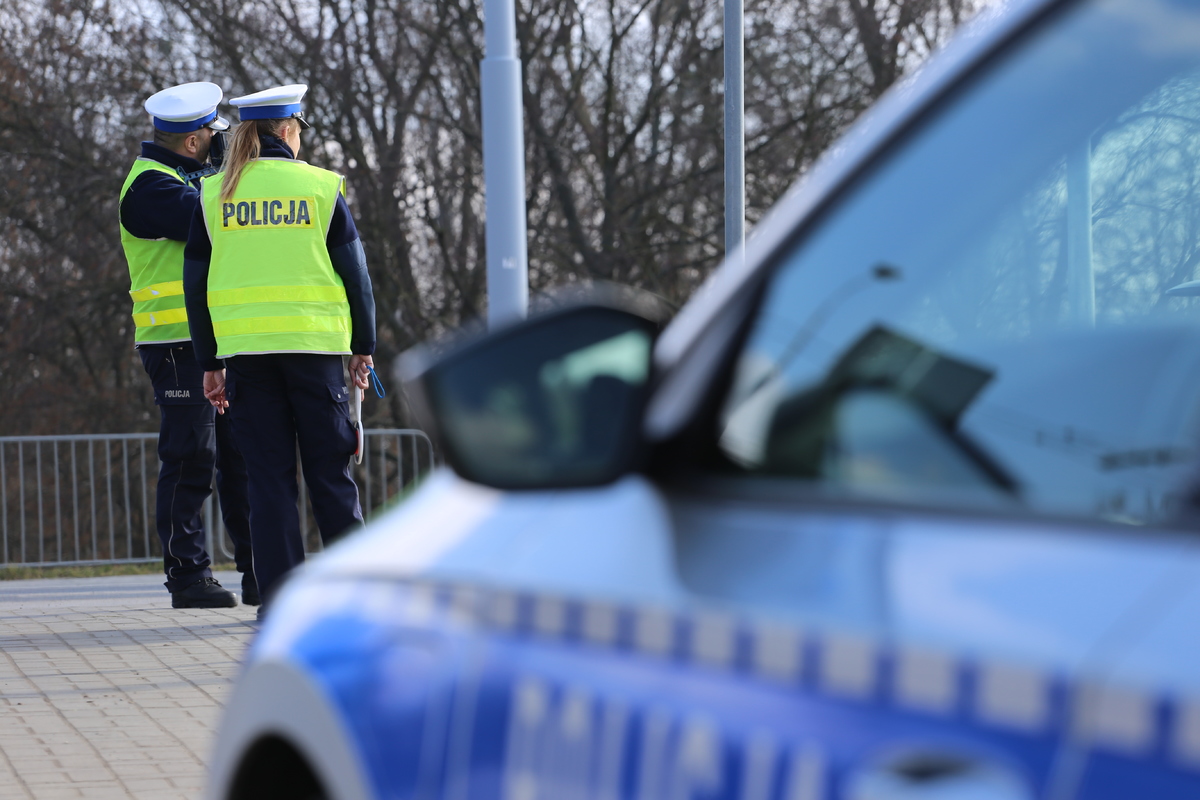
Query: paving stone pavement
0 571 257 800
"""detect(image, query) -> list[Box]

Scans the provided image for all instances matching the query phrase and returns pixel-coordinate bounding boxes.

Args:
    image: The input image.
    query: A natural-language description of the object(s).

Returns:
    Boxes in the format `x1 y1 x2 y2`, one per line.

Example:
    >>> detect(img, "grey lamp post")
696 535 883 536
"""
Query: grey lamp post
481 0 530 329
725 0 745 260
1066 138 1094 325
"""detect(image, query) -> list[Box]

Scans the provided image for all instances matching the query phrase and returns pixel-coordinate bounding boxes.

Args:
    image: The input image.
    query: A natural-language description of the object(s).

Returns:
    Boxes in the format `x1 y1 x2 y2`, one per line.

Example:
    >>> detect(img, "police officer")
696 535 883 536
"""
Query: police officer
183 84 376 619
120 82 257 608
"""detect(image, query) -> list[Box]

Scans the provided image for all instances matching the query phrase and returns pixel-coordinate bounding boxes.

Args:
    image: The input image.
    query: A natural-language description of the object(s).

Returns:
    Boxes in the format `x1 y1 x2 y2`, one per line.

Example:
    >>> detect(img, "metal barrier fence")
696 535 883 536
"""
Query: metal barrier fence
0 430 436 569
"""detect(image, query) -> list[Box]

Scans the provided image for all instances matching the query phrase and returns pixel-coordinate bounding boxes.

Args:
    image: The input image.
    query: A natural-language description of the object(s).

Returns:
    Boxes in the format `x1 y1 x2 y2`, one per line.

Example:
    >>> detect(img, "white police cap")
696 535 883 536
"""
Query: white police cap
144 82 229 133
230 84 311 129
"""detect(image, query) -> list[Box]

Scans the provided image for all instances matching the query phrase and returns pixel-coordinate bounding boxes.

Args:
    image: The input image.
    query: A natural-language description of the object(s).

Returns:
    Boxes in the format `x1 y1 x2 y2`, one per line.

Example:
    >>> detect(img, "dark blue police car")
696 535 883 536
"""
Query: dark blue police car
208 0 1200 797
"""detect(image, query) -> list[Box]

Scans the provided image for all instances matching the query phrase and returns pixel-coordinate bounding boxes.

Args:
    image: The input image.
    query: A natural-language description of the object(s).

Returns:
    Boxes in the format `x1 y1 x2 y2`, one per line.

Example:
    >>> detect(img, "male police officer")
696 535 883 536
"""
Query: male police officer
119 82 257 608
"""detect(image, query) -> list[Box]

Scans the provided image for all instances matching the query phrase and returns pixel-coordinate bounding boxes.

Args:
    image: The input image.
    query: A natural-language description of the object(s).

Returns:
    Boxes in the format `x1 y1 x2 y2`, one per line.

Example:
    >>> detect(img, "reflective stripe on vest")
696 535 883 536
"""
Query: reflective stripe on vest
120 159 191 344
201 160 350 357
129 280 184 303
132 307 190 328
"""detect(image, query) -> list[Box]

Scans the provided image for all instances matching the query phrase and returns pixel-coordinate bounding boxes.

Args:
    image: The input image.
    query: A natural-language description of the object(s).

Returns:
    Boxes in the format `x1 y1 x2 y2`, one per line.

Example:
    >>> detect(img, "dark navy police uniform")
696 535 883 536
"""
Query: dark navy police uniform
184 135 376 606
121 142 255 594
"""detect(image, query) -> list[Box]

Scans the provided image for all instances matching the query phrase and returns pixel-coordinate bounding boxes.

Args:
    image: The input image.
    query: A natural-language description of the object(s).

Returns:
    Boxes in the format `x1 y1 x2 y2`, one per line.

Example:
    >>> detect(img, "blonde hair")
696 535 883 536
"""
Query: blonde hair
219 118 296 202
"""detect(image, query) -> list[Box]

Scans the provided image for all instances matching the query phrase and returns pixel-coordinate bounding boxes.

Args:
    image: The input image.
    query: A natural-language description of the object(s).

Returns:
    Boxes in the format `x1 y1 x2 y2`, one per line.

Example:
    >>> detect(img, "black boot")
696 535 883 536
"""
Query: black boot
241 574 261 607
172 577 238 609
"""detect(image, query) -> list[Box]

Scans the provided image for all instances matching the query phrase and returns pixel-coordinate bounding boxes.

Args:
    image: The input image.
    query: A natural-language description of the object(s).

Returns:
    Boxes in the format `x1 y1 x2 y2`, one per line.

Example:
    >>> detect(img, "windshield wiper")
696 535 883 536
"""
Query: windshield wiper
762 325 1019 494
730 263 903 416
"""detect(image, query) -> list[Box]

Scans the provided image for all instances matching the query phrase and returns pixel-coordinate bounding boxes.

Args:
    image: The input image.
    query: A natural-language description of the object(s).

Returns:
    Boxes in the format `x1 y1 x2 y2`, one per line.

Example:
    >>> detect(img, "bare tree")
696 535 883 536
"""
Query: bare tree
0 0 173 434
0 0 988 435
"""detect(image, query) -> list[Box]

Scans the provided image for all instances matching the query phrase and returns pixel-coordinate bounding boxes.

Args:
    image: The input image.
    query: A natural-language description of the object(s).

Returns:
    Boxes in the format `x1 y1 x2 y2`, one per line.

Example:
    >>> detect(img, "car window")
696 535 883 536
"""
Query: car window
719 0 1200 525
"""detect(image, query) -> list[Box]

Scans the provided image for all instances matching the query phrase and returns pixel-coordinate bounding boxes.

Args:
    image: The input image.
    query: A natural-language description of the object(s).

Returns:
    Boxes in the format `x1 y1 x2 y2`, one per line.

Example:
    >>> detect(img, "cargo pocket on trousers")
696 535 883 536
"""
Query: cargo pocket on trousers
159 414 217 465
328 383 357 458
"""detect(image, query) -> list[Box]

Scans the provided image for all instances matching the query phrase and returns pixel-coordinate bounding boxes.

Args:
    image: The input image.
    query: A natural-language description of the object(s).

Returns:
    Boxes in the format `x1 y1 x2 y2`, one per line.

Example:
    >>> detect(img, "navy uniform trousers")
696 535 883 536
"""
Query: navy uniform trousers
139 345 255 592
224 353 363 603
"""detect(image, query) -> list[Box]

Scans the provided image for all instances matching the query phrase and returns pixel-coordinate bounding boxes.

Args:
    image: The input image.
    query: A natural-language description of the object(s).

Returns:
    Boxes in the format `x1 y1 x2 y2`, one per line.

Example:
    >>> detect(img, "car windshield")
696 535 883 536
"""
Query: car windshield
719 0 1200 526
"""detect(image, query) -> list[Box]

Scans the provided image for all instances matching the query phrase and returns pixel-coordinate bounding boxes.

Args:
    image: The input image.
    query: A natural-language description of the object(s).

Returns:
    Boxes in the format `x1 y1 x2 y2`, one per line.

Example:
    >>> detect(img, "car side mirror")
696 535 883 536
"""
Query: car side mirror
399 303 660 490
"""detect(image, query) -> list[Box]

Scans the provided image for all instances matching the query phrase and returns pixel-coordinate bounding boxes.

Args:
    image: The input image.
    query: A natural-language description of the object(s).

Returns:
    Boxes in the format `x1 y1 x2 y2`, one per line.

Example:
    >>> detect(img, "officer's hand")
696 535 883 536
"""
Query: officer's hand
203 370 228 414
349 354 373 392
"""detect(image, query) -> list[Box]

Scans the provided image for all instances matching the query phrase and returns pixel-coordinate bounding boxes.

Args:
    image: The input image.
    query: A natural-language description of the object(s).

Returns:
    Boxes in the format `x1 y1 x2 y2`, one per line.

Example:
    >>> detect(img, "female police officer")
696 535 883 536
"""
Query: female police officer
182 84 376 618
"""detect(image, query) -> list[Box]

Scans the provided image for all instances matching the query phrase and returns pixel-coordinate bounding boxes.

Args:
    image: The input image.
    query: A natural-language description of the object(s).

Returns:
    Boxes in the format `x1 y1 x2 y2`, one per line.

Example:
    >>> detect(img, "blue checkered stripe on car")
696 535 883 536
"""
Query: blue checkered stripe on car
380 578 1200 770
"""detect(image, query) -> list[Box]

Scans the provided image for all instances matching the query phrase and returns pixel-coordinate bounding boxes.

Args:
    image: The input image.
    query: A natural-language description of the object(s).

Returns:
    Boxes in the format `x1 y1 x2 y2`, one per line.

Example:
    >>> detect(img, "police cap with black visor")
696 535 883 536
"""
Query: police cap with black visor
229 83 312 130
143 82 232 179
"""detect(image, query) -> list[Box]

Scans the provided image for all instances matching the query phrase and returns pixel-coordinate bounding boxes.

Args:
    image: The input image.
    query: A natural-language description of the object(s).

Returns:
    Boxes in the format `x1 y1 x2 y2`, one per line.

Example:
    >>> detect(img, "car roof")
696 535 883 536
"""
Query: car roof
653 0 1065 373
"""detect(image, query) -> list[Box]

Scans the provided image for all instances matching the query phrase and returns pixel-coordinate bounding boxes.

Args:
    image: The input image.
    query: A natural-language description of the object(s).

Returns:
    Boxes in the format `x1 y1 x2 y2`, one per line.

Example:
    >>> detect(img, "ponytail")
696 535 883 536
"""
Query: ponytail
219 118 295 202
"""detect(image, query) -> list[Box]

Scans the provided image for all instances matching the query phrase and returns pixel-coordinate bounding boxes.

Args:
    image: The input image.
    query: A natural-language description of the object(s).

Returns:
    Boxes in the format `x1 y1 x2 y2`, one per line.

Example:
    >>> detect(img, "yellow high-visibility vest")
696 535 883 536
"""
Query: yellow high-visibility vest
200 159 350 357
119 159 191 344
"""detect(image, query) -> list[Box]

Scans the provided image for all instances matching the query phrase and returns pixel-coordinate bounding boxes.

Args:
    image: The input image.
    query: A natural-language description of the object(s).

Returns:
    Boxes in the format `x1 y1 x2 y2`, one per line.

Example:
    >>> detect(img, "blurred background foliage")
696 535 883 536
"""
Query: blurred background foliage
0 0 983 434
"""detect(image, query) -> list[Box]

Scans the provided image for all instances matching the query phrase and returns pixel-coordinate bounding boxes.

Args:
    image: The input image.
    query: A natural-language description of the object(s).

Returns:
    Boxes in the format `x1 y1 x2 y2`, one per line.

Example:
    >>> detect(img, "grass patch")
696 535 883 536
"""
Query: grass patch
0 562 165 581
